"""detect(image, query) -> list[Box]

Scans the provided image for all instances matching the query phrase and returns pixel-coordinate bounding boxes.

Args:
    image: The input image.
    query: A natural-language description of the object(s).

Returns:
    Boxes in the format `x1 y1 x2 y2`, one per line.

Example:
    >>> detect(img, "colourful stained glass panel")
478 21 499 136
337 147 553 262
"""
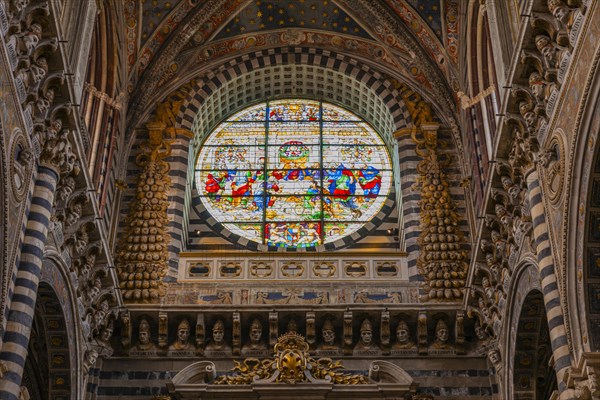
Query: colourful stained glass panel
322 103 361 121
324 223 364 243
223 223 263 242
265 195 323 221
195 100 392 248
229 104 268 121
266 222 322 248
269 122 321 144
268 99 321 121
267 143 320 169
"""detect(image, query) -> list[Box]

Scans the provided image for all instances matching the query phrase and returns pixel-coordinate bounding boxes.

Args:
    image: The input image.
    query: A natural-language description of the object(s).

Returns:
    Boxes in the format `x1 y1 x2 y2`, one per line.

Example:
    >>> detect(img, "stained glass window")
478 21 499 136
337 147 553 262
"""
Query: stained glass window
195 100 393 248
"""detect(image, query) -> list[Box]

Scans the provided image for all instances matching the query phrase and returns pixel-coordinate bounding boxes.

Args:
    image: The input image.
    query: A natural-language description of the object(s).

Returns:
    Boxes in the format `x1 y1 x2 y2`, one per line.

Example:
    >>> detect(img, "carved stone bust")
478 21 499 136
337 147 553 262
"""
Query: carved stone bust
129 318 158 354
93 318 114 358
83 348 98 374
317 319 339 351
205 319 231 354
392 319 415 350
168 319 194 352
353 318 380 355
286 318 298 334
241 318 267 355
431 319 452 350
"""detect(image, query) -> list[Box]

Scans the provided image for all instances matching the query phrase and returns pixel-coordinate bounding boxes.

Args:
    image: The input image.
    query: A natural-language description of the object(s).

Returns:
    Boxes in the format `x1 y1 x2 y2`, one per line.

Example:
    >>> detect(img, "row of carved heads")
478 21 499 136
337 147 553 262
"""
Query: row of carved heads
116 311 468 357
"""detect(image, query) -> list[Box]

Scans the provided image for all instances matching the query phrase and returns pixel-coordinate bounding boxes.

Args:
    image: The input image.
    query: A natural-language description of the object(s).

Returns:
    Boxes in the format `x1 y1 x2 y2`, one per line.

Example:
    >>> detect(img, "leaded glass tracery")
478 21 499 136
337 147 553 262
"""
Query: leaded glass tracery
195 99 393 248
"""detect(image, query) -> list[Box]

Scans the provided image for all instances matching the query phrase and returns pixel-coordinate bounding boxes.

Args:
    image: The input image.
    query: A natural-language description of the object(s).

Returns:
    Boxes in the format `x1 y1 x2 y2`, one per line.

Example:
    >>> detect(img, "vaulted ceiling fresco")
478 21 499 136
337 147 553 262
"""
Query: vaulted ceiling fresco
213 1 374 40
124 0 460 132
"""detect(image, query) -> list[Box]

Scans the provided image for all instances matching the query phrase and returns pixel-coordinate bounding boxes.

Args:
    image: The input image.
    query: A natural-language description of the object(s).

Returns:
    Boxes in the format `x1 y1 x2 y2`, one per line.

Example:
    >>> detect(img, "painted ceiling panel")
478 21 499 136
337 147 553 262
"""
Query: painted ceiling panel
140 0 185 45
405 0 443 41
214 0 374 41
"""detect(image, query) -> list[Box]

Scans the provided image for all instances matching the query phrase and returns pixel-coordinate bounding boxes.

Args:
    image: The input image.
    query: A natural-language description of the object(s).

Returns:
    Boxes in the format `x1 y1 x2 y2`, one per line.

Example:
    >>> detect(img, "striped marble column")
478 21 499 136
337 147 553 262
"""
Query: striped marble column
525 168 572 392
165 131 193 279
0 165 58 399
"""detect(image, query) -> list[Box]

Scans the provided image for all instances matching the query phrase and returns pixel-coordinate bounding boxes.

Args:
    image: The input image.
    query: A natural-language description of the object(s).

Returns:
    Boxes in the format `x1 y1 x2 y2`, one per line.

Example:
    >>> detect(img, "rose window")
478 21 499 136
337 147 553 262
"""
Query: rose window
195 99 393 248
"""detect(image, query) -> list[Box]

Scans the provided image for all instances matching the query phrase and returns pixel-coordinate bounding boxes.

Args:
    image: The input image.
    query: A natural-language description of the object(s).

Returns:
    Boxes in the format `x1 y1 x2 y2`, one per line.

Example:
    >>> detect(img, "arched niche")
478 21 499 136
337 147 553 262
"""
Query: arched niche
22 282 73 400
510 289 557 399
502 261 558 400
21 256 85 400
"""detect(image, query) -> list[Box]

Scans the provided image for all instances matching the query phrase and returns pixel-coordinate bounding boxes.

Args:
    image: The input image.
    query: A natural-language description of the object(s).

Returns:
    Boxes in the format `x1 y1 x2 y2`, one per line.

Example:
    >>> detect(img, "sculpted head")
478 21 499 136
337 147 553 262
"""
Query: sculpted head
488 349 501 365
249 319 262 343
138 318 151 344
435 319 449 343
360 319 373 345
100 319 114 343
58 175 76 202
177 319 191 343
322 319 335 345
548 0 569 22
84 348 98 369
286 318 298 333
475 324 488 340
396 319 410 344
212 319 225 343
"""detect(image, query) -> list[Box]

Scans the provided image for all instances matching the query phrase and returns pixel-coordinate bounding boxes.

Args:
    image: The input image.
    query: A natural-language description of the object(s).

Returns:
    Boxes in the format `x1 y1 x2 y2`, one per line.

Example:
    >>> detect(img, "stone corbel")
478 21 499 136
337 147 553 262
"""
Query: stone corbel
381 310 390 355
418 312 428 355
120 310 132 350
158 312 168 348
306 311 315 346
562 352 600 399
269 311 278 347
196 313 205 355
343 311 353 355
232 312 241 356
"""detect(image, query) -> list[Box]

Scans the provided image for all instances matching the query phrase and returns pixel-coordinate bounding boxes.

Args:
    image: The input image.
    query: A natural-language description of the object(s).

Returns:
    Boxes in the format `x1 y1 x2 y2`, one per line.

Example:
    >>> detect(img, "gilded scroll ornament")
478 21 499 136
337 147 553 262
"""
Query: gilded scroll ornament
215 332 369 385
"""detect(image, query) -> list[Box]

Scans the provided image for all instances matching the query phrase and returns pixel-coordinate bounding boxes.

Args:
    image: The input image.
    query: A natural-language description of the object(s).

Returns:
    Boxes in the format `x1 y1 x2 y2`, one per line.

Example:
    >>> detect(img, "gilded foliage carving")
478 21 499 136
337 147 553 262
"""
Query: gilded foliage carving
215 332 369 385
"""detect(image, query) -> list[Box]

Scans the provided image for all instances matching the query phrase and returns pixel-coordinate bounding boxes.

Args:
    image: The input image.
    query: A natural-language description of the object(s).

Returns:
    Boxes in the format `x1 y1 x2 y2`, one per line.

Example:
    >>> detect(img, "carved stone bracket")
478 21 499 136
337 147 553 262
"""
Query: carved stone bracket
562 352 600 400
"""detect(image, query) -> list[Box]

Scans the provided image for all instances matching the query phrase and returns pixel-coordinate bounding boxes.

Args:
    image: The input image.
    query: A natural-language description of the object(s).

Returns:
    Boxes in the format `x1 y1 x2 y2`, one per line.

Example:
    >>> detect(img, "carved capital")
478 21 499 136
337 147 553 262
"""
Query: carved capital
563 353 600 399
39 129 77 176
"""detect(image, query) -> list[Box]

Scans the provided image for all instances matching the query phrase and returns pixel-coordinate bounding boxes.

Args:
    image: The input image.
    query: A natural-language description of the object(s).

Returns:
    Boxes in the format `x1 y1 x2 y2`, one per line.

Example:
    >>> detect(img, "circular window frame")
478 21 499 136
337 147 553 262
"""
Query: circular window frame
192 98 397 252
